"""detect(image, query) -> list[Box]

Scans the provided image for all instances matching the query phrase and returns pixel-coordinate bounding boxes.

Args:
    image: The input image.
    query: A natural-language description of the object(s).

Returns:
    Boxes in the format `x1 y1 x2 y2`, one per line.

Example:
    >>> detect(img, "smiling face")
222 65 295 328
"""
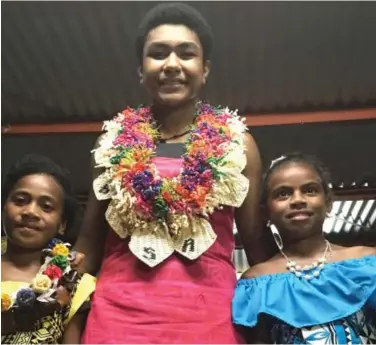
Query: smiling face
139 24 210 107
3 174 65 250
266 162 331 242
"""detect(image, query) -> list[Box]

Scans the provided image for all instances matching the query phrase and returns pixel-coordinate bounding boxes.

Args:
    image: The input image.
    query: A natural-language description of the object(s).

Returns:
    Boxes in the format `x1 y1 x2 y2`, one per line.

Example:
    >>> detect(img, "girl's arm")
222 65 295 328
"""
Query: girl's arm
74 135 109 275
235 132 277 266
62 313 87 344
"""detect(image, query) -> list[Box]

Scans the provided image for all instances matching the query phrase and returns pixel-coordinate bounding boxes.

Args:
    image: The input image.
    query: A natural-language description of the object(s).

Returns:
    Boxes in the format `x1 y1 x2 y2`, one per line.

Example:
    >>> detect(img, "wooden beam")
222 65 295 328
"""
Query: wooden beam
243 108 376 126
334 188 376 200
1 122 102 135
2 108 376 135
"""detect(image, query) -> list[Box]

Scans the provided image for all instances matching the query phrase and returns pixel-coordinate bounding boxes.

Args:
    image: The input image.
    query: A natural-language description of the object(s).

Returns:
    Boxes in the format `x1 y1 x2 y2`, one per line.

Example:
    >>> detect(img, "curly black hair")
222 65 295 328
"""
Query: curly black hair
135 2 213 63
261 152 332 206
2 154 80 244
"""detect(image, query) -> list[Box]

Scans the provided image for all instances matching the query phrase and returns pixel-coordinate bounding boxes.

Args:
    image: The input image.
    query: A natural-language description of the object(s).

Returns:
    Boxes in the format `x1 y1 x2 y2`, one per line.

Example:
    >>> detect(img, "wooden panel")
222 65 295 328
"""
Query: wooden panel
2 108 376 134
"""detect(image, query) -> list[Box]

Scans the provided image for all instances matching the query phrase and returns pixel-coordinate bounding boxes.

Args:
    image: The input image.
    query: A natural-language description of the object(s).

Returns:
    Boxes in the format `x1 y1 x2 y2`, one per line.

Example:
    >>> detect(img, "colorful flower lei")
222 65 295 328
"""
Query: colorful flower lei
94 102 249 266
1 239 80 313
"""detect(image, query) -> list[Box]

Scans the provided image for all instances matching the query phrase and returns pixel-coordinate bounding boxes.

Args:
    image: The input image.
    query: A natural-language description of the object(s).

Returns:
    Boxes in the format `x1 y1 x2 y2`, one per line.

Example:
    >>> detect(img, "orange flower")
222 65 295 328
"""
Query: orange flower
1 293 12 311
133 162 149 173
190 140 211 156
197 185 209 196
191 145 211 156
187 186 209 208
197 114 216 125
176 185 189 198
133 148 152 162
121 108 133 117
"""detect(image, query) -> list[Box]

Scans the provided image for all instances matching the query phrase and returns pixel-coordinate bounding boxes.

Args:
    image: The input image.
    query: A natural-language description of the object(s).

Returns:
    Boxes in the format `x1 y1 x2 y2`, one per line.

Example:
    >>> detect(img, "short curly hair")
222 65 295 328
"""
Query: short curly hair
2 154 80 244
135 2 213 63
261 152 332 206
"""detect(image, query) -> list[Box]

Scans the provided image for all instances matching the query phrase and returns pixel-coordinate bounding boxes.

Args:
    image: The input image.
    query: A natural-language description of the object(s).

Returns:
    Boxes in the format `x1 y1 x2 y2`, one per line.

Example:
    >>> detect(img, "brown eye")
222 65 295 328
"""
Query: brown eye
305 186 318 195
42 204 54 212
277 191 288 198
146 44 169 60
150 51 167 60
274 188 291 199
12 194 28 206
179 51 196 59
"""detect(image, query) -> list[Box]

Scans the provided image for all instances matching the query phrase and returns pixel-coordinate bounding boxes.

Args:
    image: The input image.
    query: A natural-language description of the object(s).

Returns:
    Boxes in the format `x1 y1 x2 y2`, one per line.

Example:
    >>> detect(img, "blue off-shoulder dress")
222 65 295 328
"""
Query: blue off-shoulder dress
232 255 376 344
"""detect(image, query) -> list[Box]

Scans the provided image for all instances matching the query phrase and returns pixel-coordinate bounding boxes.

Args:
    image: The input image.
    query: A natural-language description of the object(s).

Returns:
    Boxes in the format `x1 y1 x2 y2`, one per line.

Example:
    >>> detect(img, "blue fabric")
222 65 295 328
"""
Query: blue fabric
232 255 376 328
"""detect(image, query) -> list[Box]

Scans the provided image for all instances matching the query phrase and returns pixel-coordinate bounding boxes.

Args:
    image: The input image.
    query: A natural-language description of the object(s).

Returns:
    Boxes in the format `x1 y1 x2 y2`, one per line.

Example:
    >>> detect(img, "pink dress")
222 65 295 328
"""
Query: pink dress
82 157 245 344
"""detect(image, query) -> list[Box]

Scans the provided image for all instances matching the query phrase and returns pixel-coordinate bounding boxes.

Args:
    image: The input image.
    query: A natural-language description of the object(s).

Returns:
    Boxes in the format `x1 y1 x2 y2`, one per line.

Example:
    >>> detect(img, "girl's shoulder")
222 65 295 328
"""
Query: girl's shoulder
338 245 376 258
241 256 286 279
241 245 376 280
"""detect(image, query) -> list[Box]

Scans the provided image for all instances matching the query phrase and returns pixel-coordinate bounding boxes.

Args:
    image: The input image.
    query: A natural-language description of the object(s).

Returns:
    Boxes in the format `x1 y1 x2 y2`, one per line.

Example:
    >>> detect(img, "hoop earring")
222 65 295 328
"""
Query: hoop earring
268 221 284 251
2 219 9 238
2 220 9 254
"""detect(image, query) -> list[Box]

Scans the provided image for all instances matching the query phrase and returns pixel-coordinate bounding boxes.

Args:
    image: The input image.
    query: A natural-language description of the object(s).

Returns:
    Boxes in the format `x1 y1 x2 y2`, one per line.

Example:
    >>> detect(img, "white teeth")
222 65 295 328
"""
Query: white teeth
162 80 182 85
289 213 311 219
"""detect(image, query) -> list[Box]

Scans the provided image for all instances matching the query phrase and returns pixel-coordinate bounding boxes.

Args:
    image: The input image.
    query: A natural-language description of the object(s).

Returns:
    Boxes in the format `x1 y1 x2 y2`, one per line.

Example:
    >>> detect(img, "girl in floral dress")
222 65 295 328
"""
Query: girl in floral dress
1 154 96 344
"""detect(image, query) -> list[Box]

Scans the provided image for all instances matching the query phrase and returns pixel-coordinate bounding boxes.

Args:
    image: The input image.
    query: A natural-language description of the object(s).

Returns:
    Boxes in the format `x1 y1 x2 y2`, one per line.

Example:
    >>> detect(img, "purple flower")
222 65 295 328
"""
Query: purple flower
182 168 196 177
138 180 162 201
204 127 218 138
199 103 214 114
16 288 36 308
132 171 154 191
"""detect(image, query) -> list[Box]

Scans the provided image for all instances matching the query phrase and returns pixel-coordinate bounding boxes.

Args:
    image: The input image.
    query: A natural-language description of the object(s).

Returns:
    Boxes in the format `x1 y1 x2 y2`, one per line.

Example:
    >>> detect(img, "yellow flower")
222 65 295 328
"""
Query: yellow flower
51 243 69 257
1 293 12 311
31 274 52 294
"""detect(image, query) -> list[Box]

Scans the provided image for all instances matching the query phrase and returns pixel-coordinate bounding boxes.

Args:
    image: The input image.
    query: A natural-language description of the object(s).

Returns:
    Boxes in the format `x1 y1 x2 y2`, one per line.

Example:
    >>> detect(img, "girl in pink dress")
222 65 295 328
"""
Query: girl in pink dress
75 3 270 343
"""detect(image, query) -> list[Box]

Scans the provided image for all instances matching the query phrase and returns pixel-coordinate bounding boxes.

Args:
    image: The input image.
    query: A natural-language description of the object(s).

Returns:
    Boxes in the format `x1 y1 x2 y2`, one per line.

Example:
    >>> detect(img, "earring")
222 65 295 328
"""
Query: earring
2 220 10 238
57 223 66 236
2 221 9 254
268 222 284 251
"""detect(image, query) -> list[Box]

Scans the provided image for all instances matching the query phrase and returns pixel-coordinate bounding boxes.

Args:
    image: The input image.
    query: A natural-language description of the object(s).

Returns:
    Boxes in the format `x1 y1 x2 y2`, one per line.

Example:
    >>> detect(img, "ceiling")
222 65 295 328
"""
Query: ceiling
2 1 376 124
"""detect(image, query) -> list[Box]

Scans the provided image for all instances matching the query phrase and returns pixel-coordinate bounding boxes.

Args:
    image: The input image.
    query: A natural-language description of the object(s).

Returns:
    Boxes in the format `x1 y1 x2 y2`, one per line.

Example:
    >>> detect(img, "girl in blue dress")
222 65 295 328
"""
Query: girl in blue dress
232 152 376 344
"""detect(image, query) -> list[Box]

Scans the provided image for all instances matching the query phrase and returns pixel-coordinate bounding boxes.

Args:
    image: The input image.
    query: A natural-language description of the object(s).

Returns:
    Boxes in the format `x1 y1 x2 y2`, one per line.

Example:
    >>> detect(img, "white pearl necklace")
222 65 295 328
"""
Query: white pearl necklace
282 240 332 280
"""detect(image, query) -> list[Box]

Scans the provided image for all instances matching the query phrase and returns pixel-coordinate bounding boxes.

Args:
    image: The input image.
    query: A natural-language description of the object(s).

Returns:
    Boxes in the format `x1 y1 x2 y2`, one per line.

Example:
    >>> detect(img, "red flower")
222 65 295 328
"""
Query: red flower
162 191 172 203
43 264 63 280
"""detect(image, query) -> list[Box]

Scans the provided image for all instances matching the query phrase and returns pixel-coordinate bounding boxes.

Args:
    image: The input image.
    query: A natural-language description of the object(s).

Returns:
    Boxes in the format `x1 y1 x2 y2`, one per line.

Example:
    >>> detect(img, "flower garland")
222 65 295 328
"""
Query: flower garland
1 239 80 314
94 102 249 266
